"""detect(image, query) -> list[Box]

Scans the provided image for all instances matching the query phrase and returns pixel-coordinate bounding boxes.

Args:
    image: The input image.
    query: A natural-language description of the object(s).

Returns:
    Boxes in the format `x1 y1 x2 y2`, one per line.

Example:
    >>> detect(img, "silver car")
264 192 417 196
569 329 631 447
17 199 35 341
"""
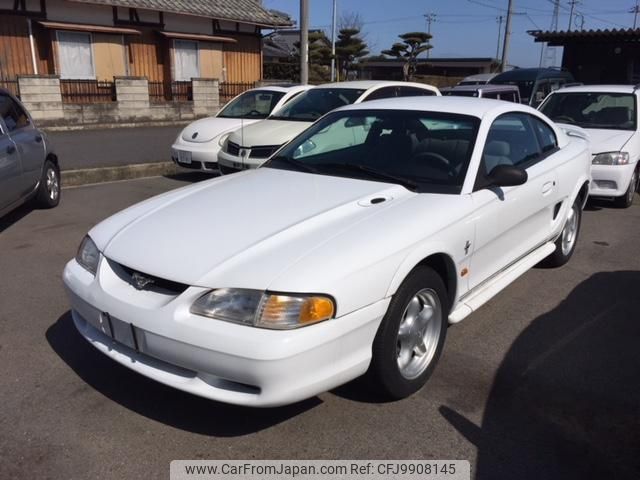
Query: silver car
0 89 60 218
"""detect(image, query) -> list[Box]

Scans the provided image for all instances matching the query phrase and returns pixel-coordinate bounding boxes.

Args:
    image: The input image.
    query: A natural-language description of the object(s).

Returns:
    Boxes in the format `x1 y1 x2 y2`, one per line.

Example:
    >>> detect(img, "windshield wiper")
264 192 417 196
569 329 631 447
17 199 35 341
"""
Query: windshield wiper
320 163 419 191
268 156 319 173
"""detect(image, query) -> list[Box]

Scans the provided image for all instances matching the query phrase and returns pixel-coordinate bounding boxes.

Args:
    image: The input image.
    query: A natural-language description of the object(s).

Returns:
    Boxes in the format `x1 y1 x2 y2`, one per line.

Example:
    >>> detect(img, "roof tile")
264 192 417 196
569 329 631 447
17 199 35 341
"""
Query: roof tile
68 0 293 27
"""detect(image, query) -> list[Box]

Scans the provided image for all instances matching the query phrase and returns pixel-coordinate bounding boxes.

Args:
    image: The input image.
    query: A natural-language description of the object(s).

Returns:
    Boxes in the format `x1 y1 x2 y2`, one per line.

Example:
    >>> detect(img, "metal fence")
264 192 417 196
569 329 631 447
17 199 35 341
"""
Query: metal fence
60 80 116 104
0 79 20 98
171 81 192 102
149 81 193 102
219 81 256 104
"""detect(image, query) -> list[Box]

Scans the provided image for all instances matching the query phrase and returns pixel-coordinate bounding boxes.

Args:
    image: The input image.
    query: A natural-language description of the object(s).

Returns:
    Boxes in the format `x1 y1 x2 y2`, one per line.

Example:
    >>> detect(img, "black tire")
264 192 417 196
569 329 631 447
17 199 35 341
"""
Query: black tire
543 197 582 268
613 167 638 209
368 266 448 400
35 159 61 209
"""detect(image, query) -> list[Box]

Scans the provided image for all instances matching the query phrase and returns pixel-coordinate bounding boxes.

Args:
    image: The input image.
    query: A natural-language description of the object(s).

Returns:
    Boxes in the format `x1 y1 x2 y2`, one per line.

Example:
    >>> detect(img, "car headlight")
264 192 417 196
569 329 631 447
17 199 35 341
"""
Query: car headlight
76 235 100 275
190 288 335 329
592 151 630 165
218 132 231 147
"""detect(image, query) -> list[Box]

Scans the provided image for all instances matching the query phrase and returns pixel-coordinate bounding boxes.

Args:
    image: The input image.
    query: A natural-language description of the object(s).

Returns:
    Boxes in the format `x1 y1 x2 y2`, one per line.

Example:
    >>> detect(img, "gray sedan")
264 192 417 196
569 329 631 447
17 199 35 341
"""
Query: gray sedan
0 89 60 218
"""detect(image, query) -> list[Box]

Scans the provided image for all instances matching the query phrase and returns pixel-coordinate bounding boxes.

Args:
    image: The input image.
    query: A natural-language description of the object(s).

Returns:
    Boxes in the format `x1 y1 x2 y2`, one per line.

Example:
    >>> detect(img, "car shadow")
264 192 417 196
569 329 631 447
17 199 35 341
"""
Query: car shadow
46 312 321 437
439 271 640 480
0 202 35 234
164 171 216 184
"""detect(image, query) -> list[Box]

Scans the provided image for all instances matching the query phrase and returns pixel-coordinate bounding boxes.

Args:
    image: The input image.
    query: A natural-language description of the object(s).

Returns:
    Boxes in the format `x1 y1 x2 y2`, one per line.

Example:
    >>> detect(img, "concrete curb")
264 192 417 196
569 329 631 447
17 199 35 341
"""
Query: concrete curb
62 162 180 187
43 120 193 132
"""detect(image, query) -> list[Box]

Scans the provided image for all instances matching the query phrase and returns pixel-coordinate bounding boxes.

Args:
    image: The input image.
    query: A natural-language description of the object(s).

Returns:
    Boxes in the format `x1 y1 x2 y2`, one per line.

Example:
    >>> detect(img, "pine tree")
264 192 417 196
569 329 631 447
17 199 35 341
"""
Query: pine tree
335 28 369 80
382 32 433 81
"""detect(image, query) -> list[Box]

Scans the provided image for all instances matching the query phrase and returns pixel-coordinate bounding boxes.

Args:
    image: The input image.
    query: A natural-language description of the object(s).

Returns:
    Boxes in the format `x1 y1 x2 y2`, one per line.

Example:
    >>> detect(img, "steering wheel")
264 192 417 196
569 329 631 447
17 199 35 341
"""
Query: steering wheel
412 152 452 172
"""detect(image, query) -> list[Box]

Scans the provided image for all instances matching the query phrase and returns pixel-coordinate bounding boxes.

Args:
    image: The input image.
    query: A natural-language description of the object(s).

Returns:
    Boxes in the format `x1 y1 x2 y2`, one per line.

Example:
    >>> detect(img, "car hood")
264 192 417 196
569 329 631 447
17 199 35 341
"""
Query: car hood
227 119 311 148
96 168 417 289
584 128 635 154
181 117 259 143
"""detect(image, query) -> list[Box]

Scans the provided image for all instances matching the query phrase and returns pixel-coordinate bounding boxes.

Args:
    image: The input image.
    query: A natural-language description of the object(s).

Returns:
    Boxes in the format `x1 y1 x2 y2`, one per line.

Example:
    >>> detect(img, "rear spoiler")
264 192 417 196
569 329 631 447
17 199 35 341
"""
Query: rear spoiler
556 123 590 141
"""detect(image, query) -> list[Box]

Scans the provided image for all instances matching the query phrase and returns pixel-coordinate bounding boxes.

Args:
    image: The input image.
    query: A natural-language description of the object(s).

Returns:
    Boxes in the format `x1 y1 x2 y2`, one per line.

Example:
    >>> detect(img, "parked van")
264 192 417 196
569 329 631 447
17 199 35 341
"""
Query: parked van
490 68 575 107
441 84 521 103
457 73 497 86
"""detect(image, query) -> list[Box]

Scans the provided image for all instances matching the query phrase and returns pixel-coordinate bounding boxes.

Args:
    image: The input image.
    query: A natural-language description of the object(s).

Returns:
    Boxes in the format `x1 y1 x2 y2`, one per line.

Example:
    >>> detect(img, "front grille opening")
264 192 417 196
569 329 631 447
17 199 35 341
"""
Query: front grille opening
200 374 261 395
108 260 189 295
250 145 279 159
227 141 240 156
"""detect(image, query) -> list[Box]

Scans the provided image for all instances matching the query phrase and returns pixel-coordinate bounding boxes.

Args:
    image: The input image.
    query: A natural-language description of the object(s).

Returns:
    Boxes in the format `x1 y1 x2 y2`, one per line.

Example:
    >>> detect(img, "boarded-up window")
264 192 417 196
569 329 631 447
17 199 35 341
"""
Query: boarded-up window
57 31 95 79
174 40 199 81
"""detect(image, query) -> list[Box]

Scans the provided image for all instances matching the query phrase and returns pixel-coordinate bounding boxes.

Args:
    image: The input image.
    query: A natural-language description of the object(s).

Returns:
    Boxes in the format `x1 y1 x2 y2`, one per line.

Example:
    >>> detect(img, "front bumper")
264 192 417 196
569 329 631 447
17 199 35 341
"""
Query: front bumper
589 162 637 197
217 149 265 174
63 258 388 407
171 142 221 172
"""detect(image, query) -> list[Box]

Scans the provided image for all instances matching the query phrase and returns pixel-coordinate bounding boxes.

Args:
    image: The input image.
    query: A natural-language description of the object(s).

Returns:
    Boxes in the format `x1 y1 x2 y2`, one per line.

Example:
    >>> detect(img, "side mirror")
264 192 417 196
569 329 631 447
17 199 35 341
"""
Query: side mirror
487 164 528 187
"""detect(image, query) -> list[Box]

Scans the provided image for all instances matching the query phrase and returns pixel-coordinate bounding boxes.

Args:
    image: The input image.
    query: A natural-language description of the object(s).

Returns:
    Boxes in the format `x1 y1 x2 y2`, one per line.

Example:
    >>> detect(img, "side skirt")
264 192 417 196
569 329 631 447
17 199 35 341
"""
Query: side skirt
448 241 556 324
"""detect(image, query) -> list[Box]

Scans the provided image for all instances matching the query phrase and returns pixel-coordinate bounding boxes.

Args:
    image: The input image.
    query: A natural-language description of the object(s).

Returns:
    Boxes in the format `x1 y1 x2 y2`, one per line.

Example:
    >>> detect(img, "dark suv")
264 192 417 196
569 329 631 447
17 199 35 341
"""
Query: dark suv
490 68 576 107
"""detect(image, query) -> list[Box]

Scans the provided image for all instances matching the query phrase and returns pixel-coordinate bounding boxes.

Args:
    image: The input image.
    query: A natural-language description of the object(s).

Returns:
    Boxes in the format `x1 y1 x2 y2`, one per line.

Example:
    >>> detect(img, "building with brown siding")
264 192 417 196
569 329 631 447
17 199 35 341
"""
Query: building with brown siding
0 0 292 100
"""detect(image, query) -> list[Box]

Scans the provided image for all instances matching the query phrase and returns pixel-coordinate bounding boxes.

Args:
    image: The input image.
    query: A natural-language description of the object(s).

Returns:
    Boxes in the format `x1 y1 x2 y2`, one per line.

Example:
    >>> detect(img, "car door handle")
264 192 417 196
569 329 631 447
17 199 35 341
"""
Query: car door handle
6 145 16 155
35 135 43 143
542 181 555 195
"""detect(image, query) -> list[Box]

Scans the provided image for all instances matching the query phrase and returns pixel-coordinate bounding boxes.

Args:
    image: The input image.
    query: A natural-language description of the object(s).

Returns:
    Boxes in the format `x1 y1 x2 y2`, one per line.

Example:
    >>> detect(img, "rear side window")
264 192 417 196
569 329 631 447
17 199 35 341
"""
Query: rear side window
531 117 558 153
362 87 397 101
397 86 436 97
0 95 29 132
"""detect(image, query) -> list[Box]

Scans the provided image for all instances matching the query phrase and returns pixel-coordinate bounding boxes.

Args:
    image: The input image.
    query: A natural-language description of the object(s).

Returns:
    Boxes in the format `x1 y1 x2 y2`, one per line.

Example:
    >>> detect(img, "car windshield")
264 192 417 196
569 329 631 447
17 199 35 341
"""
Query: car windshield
492 80 533 102
269 88 365 122
540 92 637 131
264 110 480 194
217 90 285 119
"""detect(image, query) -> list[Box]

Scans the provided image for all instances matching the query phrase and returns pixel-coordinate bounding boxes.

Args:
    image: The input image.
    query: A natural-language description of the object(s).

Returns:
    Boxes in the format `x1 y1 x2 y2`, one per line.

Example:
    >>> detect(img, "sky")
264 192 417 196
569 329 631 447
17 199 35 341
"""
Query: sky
262 0 639 67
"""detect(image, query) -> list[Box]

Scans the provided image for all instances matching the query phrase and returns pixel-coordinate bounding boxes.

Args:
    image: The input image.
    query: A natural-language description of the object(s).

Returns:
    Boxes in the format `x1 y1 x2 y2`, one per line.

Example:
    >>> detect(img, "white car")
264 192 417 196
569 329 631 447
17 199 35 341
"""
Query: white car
217 81 441 174
540 85 640 207
63 97 591 407
171 85 310 172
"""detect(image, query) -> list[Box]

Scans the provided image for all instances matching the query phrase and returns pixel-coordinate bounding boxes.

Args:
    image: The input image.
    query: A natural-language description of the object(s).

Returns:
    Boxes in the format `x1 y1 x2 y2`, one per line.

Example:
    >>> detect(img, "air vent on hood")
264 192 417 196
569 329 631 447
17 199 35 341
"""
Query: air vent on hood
358 195 393 207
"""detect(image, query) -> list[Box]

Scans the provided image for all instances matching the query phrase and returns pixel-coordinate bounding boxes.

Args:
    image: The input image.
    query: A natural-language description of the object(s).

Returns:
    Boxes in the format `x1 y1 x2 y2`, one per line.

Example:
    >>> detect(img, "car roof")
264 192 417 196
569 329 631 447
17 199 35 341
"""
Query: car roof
461 73 497 82
552 84 637 94
313 80 437 91
491 68 573 82
335 95 537 118
448 84 519 92
251 85 308 93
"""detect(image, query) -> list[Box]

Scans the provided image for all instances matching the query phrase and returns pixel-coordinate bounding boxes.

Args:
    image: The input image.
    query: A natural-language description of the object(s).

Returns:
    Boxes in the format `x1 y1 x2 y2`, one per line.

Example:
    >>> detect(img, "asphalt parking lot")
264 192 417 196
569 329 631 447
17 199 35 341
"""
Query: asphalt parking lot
1 175 639 480
47 126 182 171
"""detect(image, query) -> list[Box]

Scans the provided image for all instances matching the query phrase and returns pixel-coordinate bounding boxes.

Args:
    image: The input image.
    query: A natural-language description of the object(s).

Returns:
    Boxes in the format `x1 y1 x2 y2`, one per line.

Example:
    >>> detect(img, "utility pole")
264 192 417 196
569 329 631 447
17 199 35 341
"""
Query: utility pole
631 0 640 29
567 0 580 32
330 0 337 81
300 0 309 84
541 0 560 67
495 15 503 61
500 0 514 72
424 13 436 58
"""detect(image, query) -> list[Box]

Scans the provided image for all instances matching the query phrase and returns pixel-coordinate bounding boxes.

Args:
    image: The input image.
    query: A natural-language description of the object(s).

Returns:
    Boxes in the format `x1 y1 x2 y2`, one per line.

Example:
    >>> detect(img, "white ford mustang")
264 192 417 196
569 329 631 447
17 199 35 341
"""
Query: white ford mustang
63 97 591 407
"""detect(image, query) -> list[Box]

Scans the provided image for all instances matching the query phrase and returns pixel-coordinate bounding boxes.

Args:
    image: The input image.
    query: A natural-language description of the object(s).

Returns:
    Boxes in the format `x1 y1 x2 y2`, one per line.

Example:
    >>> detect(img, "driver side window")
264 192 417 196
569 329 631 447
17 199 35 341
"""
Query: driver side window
480 113 542 176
